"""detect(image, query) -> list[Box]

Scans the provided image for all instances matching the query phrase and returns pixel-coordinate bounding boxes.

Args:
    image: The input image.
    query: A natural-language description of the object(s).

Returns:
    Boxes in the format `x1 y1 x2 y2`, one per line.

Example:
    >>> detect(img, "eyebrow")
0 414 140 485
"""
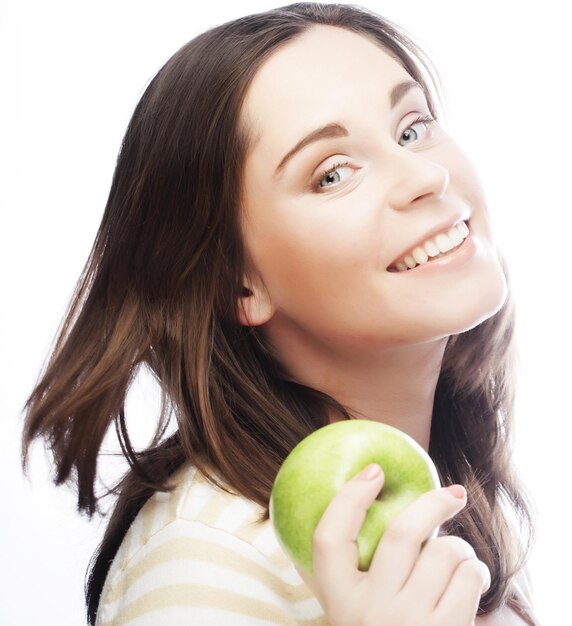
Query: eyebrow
389 79 423 109
274 79 423 177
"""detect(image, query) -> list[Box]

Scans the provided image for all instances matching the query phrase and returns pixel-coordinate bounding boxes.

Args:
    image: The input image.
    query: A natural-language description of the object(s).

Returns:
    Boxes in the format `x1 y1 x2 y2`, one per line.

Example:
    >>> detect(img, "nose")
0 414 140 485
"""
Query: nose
386 148 449 210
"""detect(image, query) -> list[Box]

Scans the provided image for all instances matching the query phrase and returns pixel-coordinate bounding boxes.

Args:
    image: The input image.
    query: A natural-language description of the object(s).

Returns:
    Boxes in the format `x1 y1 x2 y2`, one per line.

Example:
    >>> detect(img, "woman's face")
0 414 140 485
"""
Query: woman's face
238 25 507 356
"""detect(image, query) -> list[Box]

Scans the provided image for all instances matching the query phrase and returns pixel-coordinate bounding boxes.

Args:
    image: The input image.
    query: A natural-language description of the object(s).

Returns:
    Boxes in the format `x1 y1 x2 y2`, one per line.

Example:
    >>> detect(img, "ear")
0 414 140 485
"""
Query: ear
236 278 275 327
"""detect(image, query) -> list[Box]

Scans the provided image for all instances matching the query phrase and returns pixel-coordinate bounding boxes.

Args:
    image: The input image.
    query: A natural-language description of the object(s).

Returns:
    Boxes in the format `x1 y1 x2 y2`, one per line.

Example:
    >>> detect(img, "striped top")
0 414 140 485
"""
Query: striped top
95 463 327 626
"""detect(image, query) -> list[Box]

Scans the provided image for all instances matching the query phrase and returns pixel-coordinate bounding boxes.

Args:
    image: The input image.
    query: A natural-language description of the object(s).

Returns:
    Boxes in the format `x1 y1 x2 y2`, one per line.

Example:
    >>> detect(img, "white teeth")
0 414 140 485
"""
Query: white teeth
457 221 469 236
404 255 417 269
412 246 429 265
391 220 470 272
435 232 455 253
423 240 440 257
448 225 463 246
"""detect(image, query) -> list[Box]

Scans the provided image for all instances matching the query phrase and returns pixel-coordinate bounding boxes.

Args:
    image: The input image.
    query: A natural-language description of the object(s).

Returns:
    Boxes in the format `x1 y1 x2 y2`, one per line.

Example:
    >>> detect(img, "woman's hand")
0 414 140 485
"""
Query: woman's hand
298 464 490 626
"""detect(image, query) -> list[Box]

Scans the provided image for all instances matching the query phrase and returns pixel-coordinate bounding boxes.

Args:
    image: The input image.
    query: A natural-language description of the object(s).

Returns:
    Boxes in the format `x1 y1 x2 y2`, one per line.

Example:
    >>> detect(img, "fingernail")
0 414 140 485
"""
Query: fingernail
359 464 382 480
445 485 466 499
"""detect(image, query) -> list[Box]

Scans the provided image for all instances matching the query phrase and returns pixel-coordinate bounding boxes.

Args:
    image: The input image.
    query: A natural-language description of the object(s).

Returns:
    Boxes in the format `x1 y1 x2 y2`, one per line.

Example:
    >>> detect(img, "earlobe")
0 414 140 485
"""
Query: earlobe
237 281 274 327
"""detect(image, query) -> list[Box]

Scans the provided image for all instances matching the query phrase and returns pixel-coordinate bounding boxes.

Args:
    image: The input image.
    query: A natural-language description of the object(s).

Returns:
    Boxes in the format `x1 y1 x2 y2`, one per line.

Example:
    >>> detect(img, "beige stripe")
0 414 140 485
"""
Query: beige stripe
105 535 313 605
115 468 192 576
107 583 327 626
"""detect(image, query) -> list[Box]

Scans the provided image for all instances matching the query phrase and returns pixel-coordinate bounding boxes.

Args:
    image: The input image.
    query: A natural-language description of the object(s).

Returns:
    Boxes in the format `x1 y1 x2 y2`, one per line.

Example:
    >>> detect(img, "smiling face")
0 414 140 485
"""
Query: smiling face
238 25 507 363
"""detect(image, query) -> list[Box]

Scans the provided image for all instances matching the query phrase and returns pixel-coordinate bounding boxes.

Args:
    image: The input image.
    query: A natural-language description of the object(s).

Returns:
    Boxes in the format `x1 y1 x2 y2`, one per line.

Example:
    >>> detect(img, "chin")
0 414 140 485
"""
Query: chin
408 257 509 343
447 261 509 335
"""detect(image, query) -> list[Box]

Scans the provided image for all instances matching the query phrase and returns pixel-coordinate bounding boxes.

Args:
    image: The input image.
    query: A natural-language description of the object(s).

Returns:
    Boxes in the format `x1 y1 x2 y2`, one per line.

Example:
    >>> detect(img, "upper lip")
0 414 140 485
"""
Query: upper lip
387 211 471 269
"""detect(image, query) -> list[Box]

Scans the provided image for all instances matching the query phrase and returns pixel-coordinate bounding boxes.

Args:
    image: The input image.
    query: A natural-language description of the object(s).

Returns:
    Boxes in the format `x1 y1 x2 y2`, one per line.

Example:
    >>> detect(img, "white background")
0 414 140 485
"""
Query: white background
1 1 568 624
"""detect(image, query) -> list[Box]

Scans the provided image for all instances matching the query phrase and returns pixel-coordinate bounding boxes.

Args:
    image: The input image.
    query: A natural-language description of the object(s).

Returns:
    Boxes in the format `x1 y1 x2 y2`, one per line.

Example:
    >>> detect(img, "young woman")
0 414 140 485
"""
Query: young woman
22 3 539 625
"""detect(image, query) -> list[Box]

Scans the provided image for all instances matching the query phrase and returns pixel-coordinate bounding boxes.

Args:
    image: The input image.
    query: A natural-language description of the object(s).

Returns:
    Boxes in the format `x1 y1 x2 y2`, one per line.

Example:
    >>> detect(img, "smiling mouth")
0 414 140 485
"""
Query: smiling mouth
387 220 470 272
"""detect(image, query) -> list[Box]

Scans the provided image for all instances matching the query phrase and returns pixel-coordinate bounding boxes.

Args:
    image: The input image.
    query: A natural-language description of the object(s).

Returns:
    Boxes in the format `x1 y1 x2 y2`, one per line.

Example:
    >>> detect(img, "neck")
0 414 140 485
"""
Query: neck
267 322 448 452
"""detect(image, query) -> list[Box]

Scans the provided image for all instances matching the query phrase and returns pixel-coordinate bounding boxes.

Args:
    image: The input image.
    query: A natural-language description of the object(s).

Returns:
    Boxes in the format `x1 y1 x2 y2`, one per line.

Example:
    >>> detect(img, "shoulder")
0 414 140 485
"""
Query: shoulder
96 464 326 626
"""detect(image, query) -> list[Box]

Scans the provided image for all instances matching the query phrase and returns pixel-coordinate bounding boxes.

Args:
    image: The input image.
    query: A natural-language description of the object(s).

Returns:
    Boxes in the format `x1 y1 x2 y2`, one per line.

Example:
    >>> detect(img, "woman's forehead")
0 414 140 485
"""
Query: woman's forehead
240 25 416 168
246 26 407 109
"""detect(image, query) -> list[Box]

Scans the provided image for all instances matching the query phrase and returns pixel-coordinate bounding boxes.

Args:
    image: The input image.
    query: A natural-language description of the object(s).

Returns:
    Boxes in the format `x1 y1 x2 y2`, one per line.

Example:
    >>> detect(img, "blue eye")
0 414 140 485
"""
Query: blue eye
316 161 353 190
398 114 435 147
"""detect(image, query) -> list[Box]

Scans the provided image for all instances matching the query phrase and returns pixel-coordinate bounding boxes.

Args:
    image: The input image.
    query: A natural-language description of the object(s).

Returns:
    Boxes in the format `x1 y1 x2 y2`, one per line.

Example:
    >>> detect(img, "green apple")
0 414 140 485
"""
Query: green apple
269 419 440 573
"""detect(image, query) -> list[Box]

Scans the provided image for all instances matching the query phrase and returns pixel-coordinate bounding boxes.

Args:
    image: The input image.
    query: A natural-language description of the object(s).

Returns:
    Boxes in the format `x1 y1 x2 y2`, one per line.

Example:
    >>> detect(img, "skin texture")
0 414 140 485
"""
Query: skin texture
237 25 526 626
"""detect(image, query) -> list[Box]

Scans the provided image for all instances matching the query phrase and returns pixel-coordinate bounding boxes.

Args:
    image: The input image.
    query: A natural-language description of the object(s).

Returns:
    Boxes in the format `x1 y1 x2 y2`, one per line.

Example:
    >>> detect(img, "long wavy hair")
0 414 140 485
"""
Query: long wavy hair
21 3 537 624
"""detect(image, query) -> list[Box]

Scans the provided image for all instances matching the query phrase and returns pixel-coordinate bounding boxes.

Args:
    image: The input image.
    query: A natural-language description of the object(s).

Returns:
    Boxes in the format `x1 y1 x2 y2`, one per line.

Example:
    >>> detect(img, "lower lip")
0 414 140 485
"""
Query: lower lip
389 233 478 275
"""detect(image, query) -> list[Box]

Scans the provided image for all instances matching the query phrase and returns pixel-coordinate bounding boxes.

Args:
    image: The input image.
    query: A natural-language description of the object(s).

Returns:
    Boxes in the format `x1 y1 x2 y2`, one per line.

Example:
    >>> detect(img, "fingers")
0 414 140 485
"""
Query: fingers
401 535 478 612
368 485 468 594
308 473 486 625
311 464 384 599
433 557 491 623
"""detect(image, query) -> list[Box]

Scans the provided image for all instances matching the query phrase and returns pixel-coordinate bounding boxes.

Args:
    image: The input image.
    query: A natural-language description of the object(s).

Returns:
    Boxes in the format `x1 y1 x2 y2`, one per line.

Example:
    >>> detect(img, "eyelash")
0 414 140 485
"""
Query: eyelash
313 113 436 191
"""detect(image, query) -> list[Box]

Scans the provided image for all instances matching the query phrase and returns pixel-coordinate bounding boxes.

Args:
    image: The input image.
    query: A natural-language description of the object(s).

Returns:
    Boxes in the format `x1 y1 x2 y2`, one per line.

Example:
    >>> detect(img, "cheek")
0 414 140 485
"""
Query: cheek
242 186 376 306
248 216 365 307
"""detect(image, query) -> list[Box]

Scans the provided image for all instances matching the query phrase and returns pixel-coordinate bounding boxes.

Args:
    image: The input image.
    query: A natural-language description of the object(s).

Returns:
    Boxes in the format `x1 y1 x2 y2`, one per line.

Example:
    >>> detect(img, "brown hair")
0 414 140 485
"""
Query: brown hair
21 3 537 624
